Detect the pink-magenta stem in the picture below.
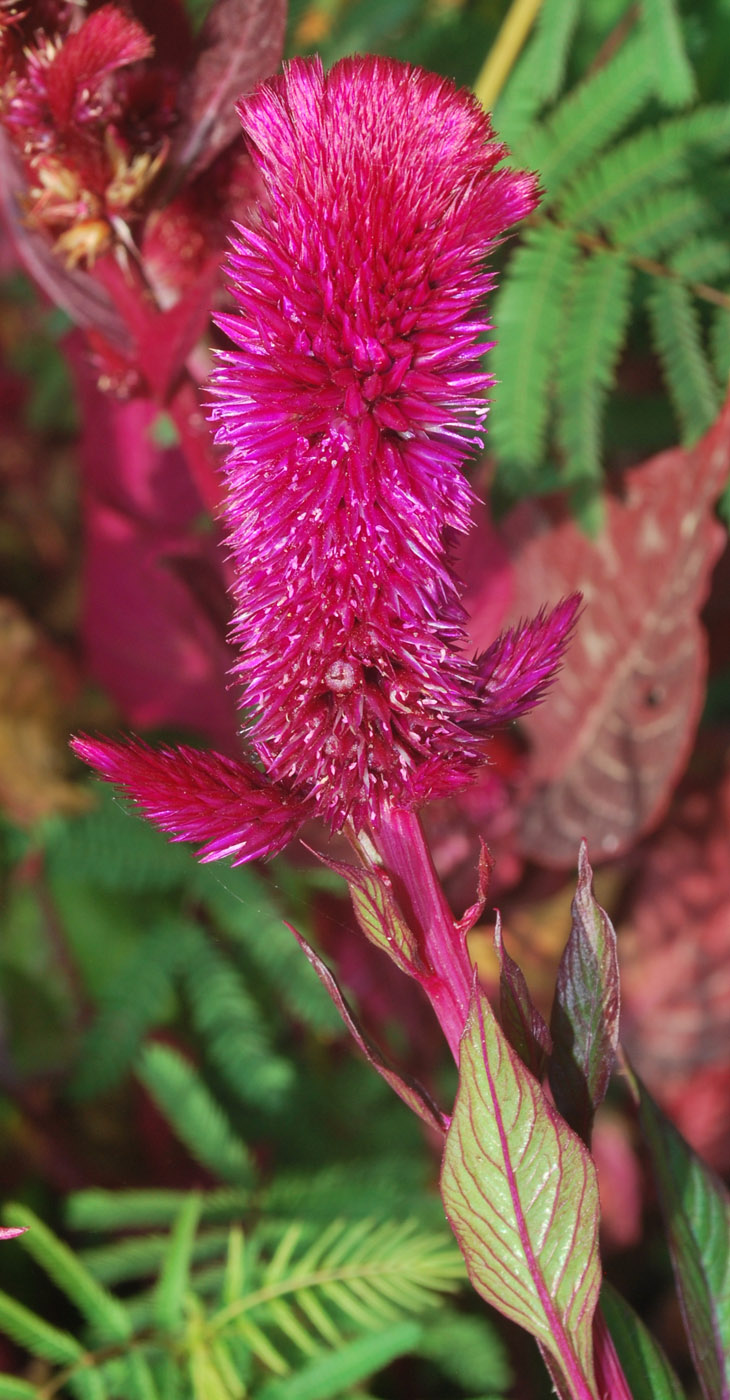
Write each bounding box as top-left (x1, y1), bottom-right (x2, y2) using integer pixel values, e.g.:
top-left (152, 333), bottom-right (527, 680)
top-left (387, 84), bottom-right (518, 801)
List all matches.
top-left (370, 805), bottom-right (472, 1060)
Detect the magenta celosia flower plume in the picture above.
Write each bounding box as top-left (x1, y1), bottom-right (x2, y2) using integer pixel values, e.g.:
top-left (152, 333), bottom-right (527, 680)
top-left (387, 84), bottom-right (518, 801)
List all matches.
top-left (75, 55), bottom-right (579, 861)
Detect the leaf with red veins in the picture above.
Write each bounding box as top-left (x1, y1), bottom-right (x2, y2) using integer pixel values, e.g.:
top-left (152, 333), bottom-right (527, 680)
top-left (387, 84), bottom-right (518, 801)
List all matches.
top-left (472, 593), bottom-right (582, 729)
top-left (310, 850), bottom-right (425, 980)
top-left (441, 978), bottom-right (601, 1398)
top-left (549, 843), bottom-right (620, 1146)
top-left (71, 736), bottom-right (305, 864)
top-left (501, 391), bottom-right (730, 867)
top-left (494, 911), bottom-right (552, 1081)
top-left (42, 5), bottom-right (153, 130)
top-left (167, 0), bottom-right (286, 184)
top-left (287, 923), bottom-right (448, 1137)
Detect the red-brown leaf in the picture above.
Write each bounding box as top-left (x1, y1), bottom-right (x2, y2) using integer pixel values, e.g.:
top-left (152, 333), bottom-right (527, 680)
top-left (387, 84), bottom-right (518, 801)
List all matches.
top-left (169, 0), bottom-right (286, 183)
top-left (500, 394), bottom-right (730, 867)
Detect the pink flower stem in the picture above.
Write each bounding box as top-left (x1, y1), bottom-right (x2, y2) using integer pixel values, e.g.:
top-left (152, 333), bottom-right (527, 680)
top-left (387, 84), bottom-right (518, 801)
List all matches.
top-left (592, 1307), bottom-right (635, 1400)
top-left (370, 805), bottom-right (472, 1061)
top-left (166, 372), bottom-right (223, 516)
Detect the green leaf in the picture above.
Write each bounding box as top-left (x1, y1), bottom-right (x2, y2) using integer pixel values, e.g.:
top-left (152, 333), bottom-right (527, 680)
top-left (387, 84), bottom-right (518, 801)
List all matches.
top-left (630, 1068), bottom-right (730, 1400)
top-left (81, 1227), bottom-right (229, 1287)
top-left (610, 188), bottom-right (713, 258)
top-left (559, 107), bottom-right (730, 228)
top-left (257, 1321), bottom-right (422, 1400)
top-left (490, 225), bottom-right (579, 477)
top-left (67, 1188), bottom-right (251, 1233)
top-left (672, 239), bottom-right (730, 284)
top-left (154, 1194), bottom-right (202, 1332)
top-left (0, 1289), bottom-right (83, 1364)
top-left (122, 1351), bottom-right (162, 1400)
top-left (601, 1281), bottom-right (686, 1400)
top-left (556, 251), bottom-right (633, 490)
top-left (71, 920), bottom-right (190, 1099)
top-left (640, 0), bottom-right (696, 108)
top-left (416, 1309), bottom-right (512, 1394)
top-left (494, 0), bottom-right (581, 146)
top-left (440, 986), bottom-right (601, 1394)
top-left (136, 1044), bottom-right (254, 1186)
top-left (648, 279), bottom-right (721, 442)
top-left (548, 843), bottom-right (620, 1144)
top-left (314, 853), bottom-right (421, 978)
top-left (0, 1378), bottom-right (38, 1399)
top-left (2, 1206), bottom-right (131, 1344)
top-left (519, 32), bottom-right (654, 196)
top-left (711, 306), bottom-right (730, 386)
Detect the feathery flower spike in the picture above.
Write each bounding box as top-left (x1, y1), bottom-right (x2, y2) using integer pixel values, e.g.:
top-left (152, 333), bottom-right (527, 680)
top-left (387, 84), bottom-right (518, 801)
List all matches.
top-left (75, 55), bottom-right (577, 862)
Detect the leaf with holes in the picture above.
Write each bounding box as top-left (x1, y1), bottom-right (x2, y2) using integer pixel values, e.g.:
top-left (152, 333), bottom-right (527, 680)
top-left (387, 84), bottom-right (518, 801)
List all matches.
top-left (500, 390), bottom-right (730, 866)
top-left (548, 843), bottom-right (619, 1145)
top-left (440, 982), bottom-right (601, 1396)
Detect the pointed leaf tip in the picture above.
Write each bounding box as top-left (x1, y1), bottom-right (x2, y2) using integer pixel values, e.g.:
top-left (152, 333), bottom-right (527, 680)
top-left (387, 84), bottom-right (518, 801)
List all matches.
top-left (494, 912), bottom-right (552, 1079)
top-left (441, 982), bottom-right (601, 1394)
top-left (549, 844), bottom-right (620, 1144)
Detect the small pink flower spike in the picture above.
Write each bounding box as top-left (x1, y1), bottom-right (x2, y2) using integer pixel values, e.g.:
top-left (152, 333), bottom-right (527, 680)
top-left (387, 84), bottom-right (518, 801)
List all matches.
top-left (0, 1227), bottom-right (27, 1239)
top-left (71, 737), bottom-right (305, 863)
top-left (471, 593), bottom-right (582, 729)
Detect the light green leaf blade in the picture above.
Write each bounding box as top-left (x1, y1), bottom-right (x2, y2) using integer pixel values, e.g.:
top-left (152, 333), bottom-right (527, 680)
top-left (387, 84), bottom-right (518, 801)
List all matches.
top-left (136, 1043), bottom-right (254, 1186)
top-left (440, 988), bottom-right (601, 1394)
top-left (256, 1321), bottom-right (422, 1400)
top-left (154, 1194), bottom-right (202, 1332)
top-left (631, 1069), bottom-right (730, 1400)
top-left (0, 1378), bottom-right (38, 1399)
top-left (640, 0), bottom-right (695, 108)
top-left (601, 1281), bottom-right (686, 1400)
top-left (2, 1206), bottom-right (131, 1345)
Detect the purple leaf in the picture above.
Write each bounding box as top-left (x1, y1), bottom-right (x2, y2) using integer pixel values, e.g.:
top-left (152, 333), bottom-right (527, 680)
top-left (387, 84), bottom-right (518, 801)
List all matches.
top-left (287, 924), bottom-right (448, 1137)
top-left (168, 0), bottom-right (286, 182)
top-left (549, 843), bottom-right (620, 1145)
top-left (494, 912), bottom-right (552, 1080)
top-left (441, 979), bottom-right (602, 1398)
top-left (626, 1060), bottom-right (730, 1400)
top-left (308, 850), bottom-right (424, 979)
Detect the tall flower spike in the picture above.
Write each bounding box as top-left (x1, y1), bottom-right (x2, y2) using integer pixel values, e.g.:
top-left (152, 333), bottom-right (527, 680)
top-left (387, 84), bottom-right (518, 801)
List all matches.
top-left (209, 55), bottom-right (539, 830)
top-left (76, 57), bottom-right (576, 865)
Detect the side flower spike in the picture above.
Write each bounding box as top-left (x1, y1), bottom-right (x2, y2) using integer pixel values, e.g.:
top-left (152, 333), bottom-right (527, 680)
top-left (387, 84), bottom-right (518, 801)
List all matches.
top-left (471, 593), bottom-right (582, 730)
top-left (70, 737), bottom-right (306, 863)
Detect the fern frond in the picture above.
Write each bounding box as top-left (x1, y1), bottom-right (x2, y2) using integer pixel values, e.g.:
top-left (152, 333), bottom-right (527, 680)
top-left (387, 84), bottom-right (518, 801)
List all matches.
top-left (67, 1188), bottom-right (250, 1233)
top-left (0, 1379), bottom-right (38, 1399)
top-left (2, 1207), bottom-right (131, 1345)
top-left (640, 0), bottom-right (695, 108)
top-left (558, 107), bottom-right (730, 227)
top-left (193, 864), bottom-right (340, 1033)
top-left (255, 1320), bottom-right (423, 1400)
top-left (120, 1351), bottom-right (162, 1400)
top-left (154, 1195), bottom-right (202, 1333)
top-left (416, 1308), bottom-right (512, 1393)
top-left (222, 1227), bottom-right (247, 1307)
top-left (648, 279), bottom-right (721, 441)
top-left (711, 305), bottom-right (730, 384)
top-left (0, 1290), bottom-right (83, 1365)
top-left (45, 785), bottom-right (193, 894)
top-left (136, 1043), bottom-right (254, 1186)
top-left (556, 251), bottom-right (634, 489)
top-left (609, 188), bottom-right (713, 257)
top-left (181, 927), bottom-right (294, 1110)
top-left (71, 920), bottom-right (191, 1100)
top-left (518, 32), bottom-right (654, 195)
top-left (81, 1227), bottom-right (229, 1287)
top-left (493, 0), bottom-right (581, 146)
top-left (671, 239), bottom-right (730, 283)
top-left (489, 225), bottom-right (579, 478)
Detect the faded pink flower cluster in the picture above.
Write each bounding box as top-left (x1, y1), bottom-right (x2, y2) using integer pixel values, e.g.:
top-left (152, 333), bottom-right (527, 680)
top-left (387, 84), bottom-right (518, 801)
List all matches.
top-left (74, 56), bottom-right (578, 861)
